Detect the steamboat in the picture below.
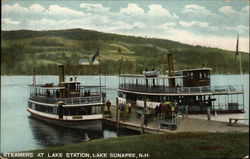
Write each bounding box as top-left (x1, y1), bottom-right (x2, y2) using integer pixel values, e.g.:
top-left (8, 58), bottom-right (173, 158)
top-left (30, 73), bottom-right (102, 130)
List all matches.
top-left (27, 65), bottom-right (105, 130)
top-left (117, 54), bottom-right (245, 114)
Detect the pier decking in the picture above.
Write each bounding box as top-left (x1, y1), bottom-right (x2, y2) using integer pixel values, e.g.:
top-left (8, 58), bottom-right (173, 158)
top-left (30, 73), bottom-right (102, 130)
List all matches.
top-left (103, 106), bottom-right (249, 133)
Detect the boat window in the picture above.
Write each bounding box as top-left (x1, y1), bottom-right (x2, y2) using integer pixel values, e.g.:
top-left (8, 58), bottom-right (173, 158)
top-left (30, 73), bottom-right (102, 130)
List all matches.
top-left (64, 106), bottom-right (92, 116)
top-left (199, 72), bottom-right (203, 79)
top-left (190, 72), bottom-right (194, 79)
top-left (34, 104), bottom-right (54, 114)
top-left (69, 84), bottom-right (76, 90)
top-left (204, 72), bottom-right (209, 79)
top-left (194, 72), bottom-right (197, 79)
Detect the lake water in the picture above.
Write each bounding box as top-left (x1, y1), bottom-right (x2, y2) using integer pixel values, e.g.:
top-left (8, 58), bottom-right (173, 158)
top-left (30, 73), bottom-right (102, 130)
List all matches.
top-left (1, 75), bottom-right (249, 153)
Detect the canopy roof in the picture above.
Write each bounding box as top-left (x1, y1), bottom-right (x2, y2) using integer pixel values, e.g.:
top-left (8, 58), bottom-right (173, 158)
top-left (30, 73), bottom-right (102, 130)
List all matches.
top-left (120, 74), bottom-right (185, 79)
top-left (179, 67), bottom-right (212, 72)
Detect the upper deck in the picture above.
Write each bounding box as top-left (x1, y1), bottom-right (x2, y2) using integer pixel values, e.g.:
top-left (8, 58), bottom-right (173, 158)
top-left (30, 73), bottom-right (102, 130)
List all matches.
top-left (118, 68), bottom-right (243, 95)
top-left (118, 83), bottom-right (243, 95)
top-left (29, 83), bottom-right (104, 105)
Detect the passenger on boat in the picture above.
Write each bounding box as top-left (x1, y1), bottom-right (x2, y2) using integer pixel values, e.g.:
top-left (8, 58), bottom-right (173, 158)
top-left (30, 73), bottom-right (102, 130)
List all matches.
top-left (46, 89), bottom-right (50, 97)
top-left (56, 89), bottom-right (59, 98)
top-left (128, 102), bottom-right (132, 113)
top-left (84, 90), bottom-right (87, 97)
top-left (119, 102), bottom-right (126, 121)
top-left (106, 100), bottom-right (111, 112)
top-left (87, 90), bottom-right (91, 96)
top-left (155, 105), bottom-right (159, 116)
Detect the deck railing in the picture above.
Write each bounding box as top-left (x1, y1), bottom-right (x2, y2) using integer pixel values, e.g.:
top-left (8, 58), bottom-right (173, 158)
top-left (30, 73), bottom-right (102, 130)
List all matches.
top-left (30, 95), bottom-right (102, 105)
top-left (119, 84), bottom-right (243, 94)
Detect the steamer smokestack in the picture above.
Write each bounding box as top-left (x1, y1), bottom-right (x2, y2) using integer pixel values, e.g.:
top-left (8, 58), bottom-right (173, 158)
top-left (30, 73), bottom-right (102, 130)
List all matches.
top-left (58, 64), bottom-right (65, 85)
top-left (167, 53), bottom-right (175, 87)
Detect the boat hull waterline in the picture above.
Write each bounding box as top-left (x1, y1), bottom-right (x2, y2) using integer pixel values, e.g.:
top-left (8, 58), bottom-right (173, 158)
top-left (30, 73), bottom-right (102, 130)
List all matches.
top-left (27, 109), bottom-right (103, 131)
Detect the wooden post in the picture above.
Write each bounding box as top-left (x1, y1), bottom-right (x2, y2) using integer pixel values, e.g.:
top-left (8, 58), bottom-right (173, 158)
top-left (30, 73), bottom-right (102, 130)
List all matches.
top-left (207, 107), bottom-right (211, 120)
top-left (140, 113), bottom-right (145, 134)
top-left (185, 105), bottom-right (189, 118)
top-left (117, 108), bottom-right (120, 128)
top-left (116, 97), bottom-right (120, 128)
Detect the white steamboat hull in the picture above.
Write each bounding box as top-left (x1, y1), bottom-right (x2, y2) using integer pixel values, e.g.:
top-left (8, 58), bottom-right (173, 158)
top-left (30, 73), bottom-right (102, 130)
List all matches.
top-left (27, 109), bottom-right (103, 131)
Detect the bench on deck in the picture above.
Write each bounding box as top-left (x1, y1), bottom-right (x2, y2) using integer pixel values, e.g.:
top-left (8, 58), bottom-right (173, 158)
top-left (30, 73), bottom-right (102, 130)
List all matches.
top-left (229, 118), bottom-right (249, 125)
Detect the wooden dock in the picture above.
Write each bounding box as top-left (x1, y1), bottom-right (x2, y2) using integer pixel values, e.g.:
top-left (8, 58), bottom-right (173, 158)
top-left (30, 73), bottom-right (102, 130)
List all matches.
top-left (103, 106), bottom-right (249, 133)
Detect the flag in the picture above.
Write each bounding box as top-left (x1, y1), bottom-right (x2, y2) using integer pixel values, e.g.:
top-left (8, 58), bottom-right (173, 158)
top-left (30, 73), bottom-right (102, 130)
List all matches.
top-left (92, 48), bottom-right (100, 63)
top-left (235, 34), bottom-right (239, 60)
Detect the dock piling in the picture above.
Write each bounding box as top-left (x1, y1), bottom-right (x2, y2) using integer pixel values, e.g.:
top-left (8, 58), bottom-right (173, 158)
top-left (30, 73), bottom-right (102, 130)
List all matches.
top-left (116, 97), bottom-right (120, 128)
top-left (185, 105), bottom-right (189, 118)
top-left (207, 107), bottom-right (211, 120)
top-left (140, 113), bottom-right (145, 134)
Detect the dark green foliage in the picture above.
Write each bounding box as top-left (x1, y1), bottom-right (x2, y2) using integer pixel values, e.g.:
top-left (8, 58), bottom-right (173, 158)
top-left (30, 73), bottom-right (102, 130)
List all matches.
top-left (1, 29), bottom-right (249, 75)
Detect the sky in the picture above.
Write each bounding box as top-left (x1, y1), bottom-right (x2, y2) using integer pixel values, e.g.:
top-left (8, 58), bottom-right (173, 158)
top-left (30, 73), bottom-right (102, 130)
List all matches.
top-left (1, 0), bottom-right (249, 52)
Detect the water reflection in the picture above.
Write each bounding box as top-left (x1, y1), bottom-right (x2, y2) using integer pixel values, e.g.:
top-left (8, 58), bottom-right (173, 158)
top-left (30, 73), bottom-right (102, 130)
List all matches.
top-left (28, 116), bottom-right (139, 148)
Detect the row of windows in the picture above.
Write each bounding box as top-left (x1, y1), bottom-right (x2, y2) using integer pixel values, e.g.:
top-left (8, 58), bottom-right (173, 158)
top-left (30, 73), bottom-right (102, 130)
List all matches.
top-left (28, 102), bottom-right (101, 116)
top-left (185, 71), bottom-right (209, 80)
top-left (63, 107), bottom-right (92, 116)
top-left (119, 92), bottom-right (212, 105)
top-left (29, 102), bottom-right (55, 114)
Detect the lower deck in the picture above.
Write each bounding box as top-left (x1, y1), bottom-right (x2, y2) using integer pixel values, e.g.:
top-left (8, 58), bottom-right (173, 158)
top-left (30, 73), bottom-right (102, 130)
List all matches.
top-left (118, 90), bottom-right (245, 114)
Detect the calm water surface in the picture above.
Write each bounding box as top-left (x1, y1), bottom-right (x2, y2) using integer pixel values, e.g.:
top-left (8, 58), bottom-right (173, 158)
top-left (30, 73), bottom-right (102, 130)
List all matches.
top-left (1, 75), bottom-right (249, 152)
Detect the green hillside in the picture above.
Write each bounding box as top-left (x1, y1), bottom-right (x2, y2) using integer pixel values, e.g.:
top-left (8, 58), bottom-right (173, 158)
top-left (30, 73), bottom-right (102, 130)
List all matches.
top-left (1, 28), bottom-right (249, 75)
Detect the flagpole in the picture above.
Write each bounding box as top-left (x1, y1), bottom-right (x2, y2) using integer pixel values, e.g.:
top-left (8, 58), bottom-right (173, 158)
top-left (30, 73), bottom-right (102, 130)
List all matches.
top-left (98, 40), bottom-right (102, 103)
top-left (237, 34), bottom-right (243, 85)
top-left (239, 51), bottom-right (243, 85)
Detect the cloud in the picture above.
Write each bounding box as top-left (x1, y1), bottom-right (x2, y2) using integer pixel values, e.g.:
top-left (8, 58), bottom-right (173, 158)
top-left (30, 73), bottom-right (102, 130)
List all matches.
top-left (120, 3), bottom-right (144, 15)
top-left (46, 5), bottom-right (85, 17)
top-left (241, 5), bottom-right (249, 15)
top-left (29, 4), bottom-right (45, 13)
top-left (219, 5), bottom-right (249, 17)
top-left (133, 22), bottom-right (146, 29)
top-left (241, 6), bottom-right (250, 13)
top-left (3, 3), bottom-right (46, 14)
top-left (155, 22), bottom-right (176, 29)
top-left (182, 4), bottom-right (217, 17)
top-left (162, 28), bottom-right (249, 52)
top-left (2, 3), bottom-right (86, 18)
top-left (80, 3), bottom-right (110, 12)
top-left (120, 4), bottom-right (178, 19)
top-left (28, 18), bottom-right (91, 30)
top-left (3, 3), bottom-right (30, 13)
top-left (219, 6), bottom-right (239, 15)
top-left (179, 21), bottom-right (209, 28)
top-left (2, 18), bottom-right (20, 25)
top-left (147, 4), bottom-right (172, 18)
top-left (224, 25), bottom-right (249, 33)
top-left (179, 21), bottom-right (196, 27)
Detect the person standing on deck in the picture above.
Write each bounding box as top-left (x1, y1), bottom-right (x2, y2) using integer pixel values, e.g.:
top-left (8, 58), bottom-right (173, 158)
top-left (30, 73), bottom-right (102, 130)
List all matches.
top-left (56, 89), bottom-right (59, 98)
top-left (106, 100), bottom-right (111, 113)
top-left (128, 102), bottom-right (132, 113)
top-left (46, 89), bottom-right (50, 97)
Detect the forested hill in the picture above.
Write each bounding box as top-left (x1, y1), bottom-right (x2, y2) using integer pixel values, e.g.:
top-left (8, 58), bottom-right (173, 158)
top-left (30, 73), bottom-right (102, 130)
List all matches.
top-left (1, 28), bottom-right (249, 75)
